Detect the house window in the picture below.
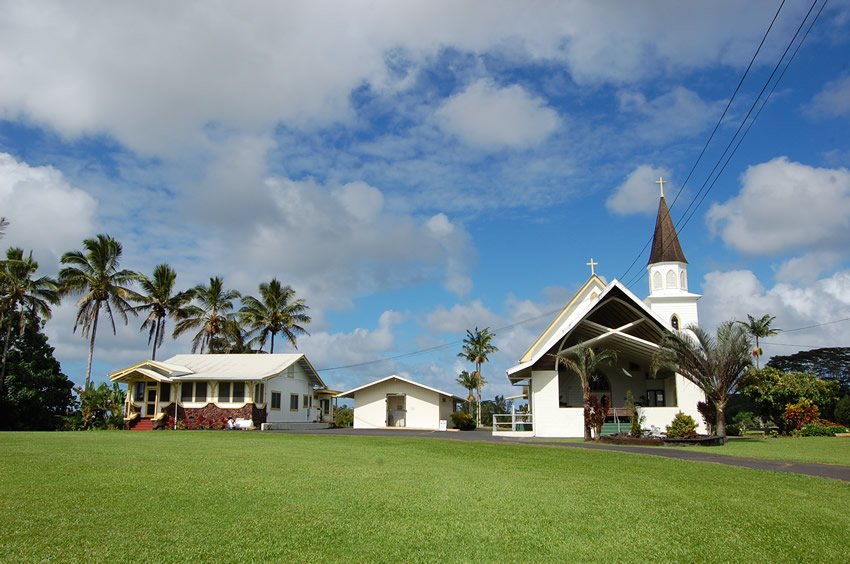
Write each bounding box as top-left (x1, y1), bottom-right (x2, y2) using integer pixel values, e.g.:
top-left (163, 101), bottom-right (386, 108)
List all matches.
top-left (671, 315), bottom-right (680, 330)
top-left (680, 270), bottom-right (687, 290)
top-left (652, 272), bottom-right (662, 290)
top-left (134, 382), bottom-right (145, 402)
top-left (666, 270), bottom-right (677, 288)
top-left (286, 366), bottom-right (295, 379)
top-left (181, 382), bottom-right (207, 403)
top-left (160, 383), bottom-right (171, 402)
top-left (290, 394), bottom-right (299, 411)
top-left (254, 383), bottom-right (265, 404)
top-left (271, 392), bottom-right (281, 410)
top-left (218, 382), bottom-right (246, 403)
top-left (646, 390), bottom-right (665, 407)
top-left (302, 394), bottom-right (309, 408)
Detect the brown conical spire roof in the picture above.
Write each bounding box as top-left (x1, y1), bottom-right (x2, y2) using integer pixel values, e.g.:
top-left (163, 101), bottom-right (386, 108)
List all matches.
top-left (648, 195), bottom-right (687, 264)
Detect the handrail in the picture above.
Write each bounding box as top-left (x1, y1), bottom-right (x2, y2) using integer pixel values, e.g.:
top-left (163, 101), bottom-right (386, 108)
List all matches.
top-left (492, 413), bottom-right (533, 433)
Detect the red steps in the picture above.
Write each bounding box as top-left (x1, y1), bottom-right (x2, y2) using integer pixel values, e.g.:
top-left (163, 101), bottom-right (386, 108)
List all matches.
top-left (131, 418), bottom-right (154, 431)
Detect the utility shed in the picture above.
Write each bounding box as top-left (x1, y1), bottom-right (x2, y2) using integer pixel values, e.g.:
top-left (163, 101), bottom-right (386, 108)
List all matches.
top-left (337, 375), bottom-right (464, 430)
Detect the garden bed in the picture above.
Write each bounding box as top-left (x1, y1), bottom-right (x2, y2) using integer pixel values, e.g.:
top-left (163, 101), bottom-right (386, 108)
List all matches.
top-left (599, 434), bottom-right (663, 446)
top-left (663, 435), bottom-right (725, 447)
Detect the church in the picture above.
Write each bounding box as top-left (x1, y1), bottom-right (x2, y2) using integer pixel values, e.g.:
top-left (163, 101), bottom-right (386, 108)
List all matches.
top-left (498, 180), bottom-right (706, 438)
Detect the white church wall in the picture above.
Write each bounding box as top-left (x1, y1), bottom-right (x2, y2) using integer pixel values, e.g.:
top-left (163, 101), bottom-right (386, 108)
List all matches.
top-left (531, 369), bottom-right (584, 437)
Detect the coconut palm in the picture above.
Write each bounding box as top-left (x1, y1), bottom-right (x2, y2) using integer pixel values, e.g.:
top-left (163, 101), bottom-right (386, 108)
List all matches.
top-left (0, 248), bottom-right (60, 392)
top-left (554, 343), bottom-right (618, 440)
top-left (653, 321), bottom-right (752, 440)
top-left (132, 264), bottom-right (194, 360)
top-left (173, 276), bottom-right (241, 353)
top-left (456, 369), bottom-right (477, 411)
top-left (240, 278), bottom-right (311, 353)
top-left (458, 327), bottom-right (498, 426)
top-left (59, 235), bottom-right (141, 389)
top-left (736, 314), bottom-right (780, 369)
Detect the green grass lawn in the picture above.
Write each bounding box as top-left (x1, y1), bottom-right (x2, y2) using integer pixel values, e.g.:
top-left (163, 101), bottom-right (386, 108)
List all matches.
top-left (1, 432), bottom-right (848, 562)
top-left (678, 436), bottom-right (850, 466)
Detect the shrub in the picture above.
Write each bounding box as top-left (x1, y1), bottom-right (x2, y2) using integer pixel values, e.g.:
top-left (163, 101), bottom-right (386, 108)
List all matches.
top-left (451, 411), bottom-right (476, 431)
top-left (783, 399), bottom-right (819, 431)
top-left (625, 391), bottom-right (643, 438)
top-left (333, 406), bottom-right (353, 428)
top-left (835, 396), bottom-right (850, 426)
top-left (666, 411), bottom-right (698, 439)
top-left (726, 424), bottom-right (741, 437)
top-left (732, 411), bottom-right (758, 433)
top-left (797, 419), bottom-right (849, 437)
top-left (696, 401), bottom-right (716, 435)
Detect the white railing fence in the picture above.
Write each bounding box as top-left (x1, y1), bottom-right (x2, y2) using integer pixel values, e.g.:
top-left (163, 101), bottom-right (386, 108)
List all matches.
top-left (492, 413), bottom-right (533, 433)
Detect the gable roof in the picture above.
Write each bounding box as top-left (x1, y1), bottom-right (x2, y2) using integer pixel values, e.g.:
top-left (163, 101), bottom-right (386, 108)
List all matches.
top-left (648, 196), bottom-right (687, 264)
top-left (507, 278), bottom-right (670, 382)
top-left (336, 375), bottom-right (464, 402)
top-left (109, 353), bottom-right (326, 388)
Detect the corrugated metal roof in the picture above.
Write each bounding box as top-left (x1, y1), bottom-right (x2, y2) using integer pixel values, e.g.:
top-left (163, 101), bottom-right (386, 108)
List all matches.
top-left (162, 354), bottom-right (306, 381)
top-left (337, 374), bottom-right (465, 402)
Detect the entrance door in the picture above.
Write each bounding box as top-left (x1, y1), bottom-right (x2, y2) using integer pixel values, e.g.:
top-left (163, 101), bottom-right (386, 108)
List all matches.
top-left (386, 394), bottom-right (406, 427)
top-left (145, 382), bottom-right (158, 417)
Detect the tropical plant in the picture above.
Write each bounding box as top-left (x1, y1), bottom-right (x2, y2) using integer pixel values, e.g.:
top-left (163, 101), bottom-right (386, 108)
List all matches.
top-left (783, 398), bottom-right (819, 431)
top-left (0, 247), bottom-right (60, 393)
top-left (450, 410), bottom-right (476, 431)
top-left (132, 264), bottom-right (194, 360)
top-left (739, 367), bottom-right (840, 432)
top-left (458, 327), bottom-right (498, 426)
top-left (76, 382), bottom-right (126, 430)
top-left (736, 314), bottom-right (779, 369)
top-left (173, 277), bottom-right (241, 353)
top-left (59, 234), bottom-right (141, 388)
top-left (553, 343), bottom-right (618, 440)
top-left (207, 318), bottom-right (256, 354)
top-left (333, 405), bottom-right (353, 428)
top-left (653, 321), bottom-right (752, 440)
top-left (456, 369), bottom-right (477, 410)
top-left (240, 278), bottom-right (311, 353)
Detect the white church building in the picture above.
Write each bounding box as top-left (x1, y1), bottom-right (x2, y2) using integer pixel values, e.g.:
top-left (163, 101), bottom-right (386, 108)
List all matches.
top-left (498, 183), bottom-right (706, 438)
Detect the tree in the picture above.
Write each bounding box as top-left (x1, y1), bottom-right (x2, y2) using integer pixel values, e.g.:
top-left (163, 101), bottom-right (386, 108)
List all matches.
top-left (240, 278), bottom-right (311, 353)
top-left (76, 381), bottom-right (125, 429)
top-left (0, 314), bottom-right (75, 430)
top-left (480, 394), bottom-right (512, 426)
top-left (458, 327), bottom-right (498, 426)
top-left (132, 264), bottom-right (194, 360)
top-left (554, 343), bottom-right (618, 440)
top-left (766, 347), bottom-right (850, 393)
top-left (208, 318), bottom-right (256, 354)
top-left (736, 314), bottom-right (779, 369)
top-left (173, 276), bottom-right (241, 353)
top-left (456, 369), bottom-right (477, 412)
top-left (739, 367), bottom-right (840, 432)
top-left (653, 321), bottom-right (752, 440)
top-left (60, 234), bottom-right (141, 389)
top-left (0, 247), bottom-right (60, 394)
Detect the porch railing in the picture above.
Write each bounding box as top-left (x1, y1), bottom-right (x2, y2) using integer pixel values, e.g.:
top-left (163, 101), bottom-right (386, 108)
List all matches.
top-left (492, 413), bottom-right (533, 434)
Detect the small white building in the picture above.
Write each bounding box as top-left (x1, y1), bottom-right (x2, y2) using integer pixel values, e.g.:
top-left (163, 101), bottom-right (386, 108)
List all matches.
top-left (337, 375), bottom-right (464, 430)
top-left (498, 187), bottom-right (707, 438)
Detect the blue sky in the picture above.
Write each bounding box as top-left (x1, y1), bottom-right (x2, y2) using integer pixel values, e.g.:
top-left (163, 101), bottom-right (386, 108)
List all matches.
top-left (1, 1), bottom-right (850, 398)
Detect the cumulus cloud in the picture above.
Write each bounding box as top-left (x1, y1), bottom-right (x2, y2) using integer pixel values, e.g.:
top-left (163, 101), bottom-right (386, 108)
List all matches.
top-left (434, 80), bottom-right (561, 149)
top-left (0, 152), bottom-right (96, 267)
top-left (607, 164), bottom-right (673, 216)
top-left (699, 269), bottom-right (850, 362)
top-left (617, 87), bottom-right (724, 142)
top-left (805, 74), bottom-right (850, 119)
top-left (707, 157), bottom-right (850, 255)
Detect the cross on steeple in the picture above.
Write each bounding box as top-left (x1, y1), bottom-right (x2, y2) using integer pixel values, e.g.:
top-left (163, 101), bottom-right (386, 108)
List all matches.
top-left (586, 258), bottom-right (598, 276)
top-left (656, 177), bottom-right (667, 198)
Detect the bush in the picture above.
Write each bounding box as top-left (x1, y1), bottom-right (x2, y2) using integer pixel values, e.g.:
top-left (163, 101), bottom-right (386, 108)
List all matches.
top-left (797, 419), bottom-right (849, 437)
top-left (333, 406), bottom-right (353, 428)
top-left (732, 411), bottom-right (758, 433)
top-left (696, 401), bottom-right (716, 435)
top-left (784, 399), bottom-right (819, 431)
top-left (666, 411), bottom-right (697, 439)
top-left (726, 424), bottom-right (741, 437)
top-left (451, 411), bottom-right (476, 431)
top-left (835, 396), bottom-right (850, 426)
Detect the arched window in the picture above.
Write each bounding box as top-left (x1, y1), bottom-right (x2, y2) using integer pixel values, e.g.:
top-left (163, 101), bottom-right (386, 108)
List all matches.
top-left (671, 315), bottom-right (680, 330)
top-left (680, 270), bottom-right (687, 290)
top-left (666, 270), bottom-right (677, 288)
top-left (652, 272), bottom-right (662, 290)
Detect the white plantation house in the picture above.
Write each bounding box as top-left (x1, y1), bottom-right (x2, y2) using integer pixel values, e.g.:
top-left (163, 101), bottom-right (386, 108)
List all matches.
top-left (497, 183), bottom-right (706, 438)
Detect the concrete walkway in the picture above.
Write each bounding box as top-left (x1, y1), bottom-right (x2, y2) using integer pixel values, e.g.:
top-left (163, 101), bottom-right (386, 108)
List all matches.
top-left (270, 427), bottom-right (850, 482)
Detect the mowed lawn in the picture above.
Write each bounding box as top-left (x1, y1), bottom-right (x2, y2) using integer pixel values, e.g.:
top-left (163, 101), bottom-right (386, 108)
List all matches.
top-left (1, 432), bottom-right (848, 562)
top-left (669, 436), bottom-right (850, 466)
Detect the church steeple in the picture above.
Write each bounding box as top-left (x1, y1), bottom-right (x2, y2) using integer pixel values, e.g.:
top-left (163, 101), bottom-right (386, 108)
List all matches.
top-left (645, 177), bottom-right (700, 330)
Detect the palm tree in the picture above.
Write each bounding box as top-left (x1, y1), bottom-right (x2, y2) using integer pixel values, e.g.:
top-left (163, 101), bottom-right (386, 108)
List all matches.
top-left (554, 343), bottom-right (618, 440)
top-left (456, 369), bottom-right (477, 411)
top-left (240, 278), bottom-right (311, 353)
top-left (736, 314), bottom-right (780, 369)
top-left (653, 321), bottom-right (752, 440)
top-left (132, 264), bottom-right (194, 360)
top-left (173, 277), bottom-right (241, 353)
top-left (0, 248), bottom-right (60, 393)
top-left (59, 235), bottom-right (141, 389)
top-left (458, 327), bottom-right (498, 426)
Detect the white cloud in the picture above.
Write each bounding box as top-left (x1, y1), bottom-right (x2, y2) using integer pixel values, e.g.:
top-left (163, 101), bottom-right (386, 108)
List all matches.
top-left (607, 164), bottom-right (672, 216)
top-left (434, 80), bottom-right (561, 149)
top-left (708, 157), bottom-right (850, 255)
top-left (699, 269), bottom-right (850, 362)
top-left (617, 87), bottom-right (724, 142)
top-left (805, 74), bottom-right (850, 119)
top-left (426, 299), bottom-right (503, 334)
top-left (0, 152), bottom-right (96, 267)
top-left (774, 251), bottom-right (843, 285)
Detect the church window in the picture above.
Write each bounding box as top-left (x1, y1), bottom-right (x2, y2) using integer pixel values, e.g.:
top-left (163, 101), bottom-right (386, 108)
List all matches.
top-left (671, 315), bottom-right (680, 330)
top-left (665, 270), bottom-right (676, 288)
top-left (680, 270), bottom-right (687, 290)
top-left (652, 272), bottom-right (662, 290)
